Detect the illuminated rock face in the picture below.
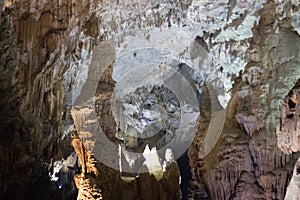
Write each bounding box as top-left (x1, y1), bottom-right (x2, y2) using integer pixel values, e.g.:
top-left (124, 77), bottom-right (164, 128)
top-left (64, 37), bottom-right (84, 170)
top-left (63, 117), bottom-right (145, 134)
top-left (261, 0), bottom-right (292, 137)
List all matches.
top-left (277, 81), bottom-right (300, 154)
top-left (2, 0), bottom-right (300, 199)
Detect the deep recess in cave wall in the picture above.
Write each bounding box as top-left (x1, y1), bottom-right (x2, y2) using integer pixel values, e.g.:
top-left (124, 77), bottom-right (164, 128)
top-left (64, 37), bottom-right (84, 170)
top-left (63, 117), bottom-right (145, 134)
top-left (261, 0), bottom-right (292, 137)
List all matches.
top-left (1, 0), bottom-right (300, 200)
top-left (277, 79), bottom-right (300, 199)
top-left (277, 79), bottom-right (300, 155)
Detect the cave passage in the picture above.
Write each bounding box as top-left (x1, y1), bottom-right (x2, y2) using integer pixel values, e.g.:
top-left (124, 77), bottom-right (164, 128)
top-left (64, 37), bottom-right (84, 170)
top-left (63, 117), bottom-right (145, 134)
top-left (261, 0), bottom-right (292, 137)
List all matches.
top-left (177, 151), bottom-right (192, 200)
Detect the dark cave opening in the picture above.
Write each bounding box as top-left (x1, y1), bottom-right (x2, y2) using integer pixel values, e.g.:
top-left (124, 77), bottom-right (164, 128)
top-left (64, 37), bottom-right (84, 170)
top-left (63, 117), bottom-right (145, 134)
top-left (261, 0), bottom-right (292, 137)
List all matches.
top-left (288, 99), bottom-right (296, 109)
top-left (177, 151), bottom-right (192, 200)
top-left (24, 168), bottom-right (78, 200)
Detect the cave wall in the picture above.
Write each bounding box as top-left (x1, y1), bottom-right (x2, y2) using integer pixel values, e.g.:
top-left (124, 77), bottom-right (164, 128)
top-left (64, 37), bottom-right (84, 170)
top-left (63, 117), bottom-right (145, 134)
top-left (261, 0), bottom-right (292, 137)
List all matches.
top-left (1, 0), bottom-right (300, 200)
top-left (188, 1), bottom-right (300, 199)
top-left (70, 43), bottom-right (182, 199)
top-left (0, 3), bottom-right (75, 199)
top-left (0, 0), bottom-right (192, 199)
top-left (72, 129), bottom-right (181, 200)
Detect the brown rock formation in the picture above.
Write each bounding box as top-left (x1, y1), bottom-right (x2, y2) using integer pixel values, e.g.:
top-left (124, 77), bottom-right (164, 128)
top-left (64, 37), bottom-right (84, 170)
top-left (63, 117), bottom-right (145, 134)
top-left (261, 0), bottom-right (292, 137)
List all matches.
top-left (277, 80), bottom-right (300, 154)
top-left (2, 0), bottom-right (300, 200)
top-left (188, 1), bottom-right (300, 199)
top-left (70, 40), bottom-right (182, 200)
top-left (285, 157), bottom-right (300, 200)
top-left (71, 128), bottom-right (181, 200)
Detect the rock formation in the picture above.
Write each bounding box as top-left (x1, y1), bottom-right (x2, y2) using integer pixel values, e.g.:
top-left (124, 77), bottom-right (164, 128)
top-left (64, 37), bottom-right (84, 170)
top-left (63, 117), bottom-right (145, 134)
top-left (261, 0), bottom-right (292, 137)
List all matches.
top-left (1, 0), bottom-right (300, 200)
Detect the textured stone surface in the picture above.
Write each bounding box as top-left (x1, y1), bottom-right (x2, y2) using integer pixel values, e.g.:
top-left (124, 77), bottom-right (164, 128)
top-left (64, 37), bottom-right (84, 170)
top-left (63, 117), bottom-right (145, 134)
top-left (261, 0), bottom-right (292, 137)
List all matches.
top-left (72, 129), bottom-right (181, 200)
top-left (70, 41), bottom-right (182, 199)
top-left (2, 0), bottom-right (300, 199)
top-left (286, 157), bottom-right (300, 200)
top-left (188, 1), bottom-right (300, 199)
top-left (277, 80), bottom-right (300, 154)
